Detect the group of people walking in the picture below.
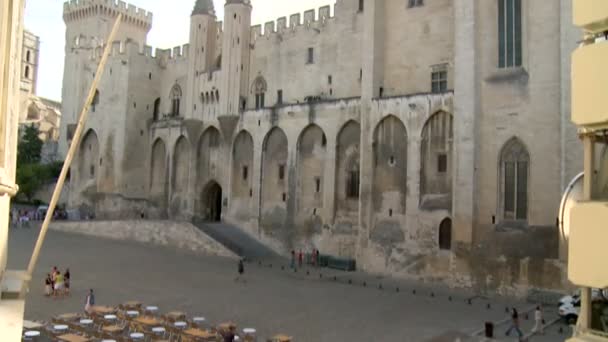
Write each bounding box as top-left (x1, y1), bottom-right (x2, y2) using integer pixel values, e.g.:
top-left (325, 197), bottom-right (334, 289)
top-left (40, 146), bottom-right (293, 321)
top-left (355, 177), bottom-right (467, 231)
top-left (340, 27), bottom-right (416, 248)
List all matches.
top-left (290, 249), bottom-right (320, 269)
top-left (45, 266), bottom-right (71, 298)
top-left (504, 306), bottom-right (545, 341)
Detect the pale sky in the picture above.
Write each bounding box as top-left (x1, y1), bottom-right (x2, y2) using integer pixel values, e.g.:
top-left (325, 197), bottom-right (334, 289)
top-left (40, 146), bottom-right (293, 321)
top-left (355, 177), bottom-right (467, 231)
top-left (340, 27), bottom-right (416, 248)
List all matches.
top-left (24, 0), bottom-right (334, 102)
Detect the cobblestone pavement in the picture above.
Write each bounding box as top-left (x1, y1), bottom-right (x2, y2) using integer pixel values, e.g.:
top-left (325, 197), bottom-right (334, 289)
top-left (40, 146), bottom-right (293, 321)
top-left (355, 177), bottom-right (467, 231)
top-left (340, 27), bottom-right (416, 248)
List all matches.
top-left (7, 225), bottom-right (571, 342)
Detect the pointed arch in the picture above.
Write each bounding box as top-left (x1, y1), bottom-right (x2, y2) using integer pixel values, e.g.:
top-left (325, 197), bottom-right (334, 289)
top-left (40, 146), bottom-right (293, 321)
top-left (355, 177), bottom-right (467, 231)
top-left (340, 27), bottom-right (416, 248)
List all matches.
top-left (196, 126), bottom-right (222, 192)
top-left (172, 136), bottom-right (191, 195)
top-left (499, 137), bottom-right (530, 221)
top-left (262, 127), bottom-right (288, 204)
top-left (336, 120), bottom-right (361, 214)
top-left (372, 115), bottom-right (408, 215)
top-left (420, 111), bottom-right (453, 210)
top-left (232, 130), bottom-right (254, 203)
top-left (150, 138), bottom-right (168, 208)
top-left (78, 129), bottom-right (100, 187)
top-left (297, 124), bottom-right (327, 211)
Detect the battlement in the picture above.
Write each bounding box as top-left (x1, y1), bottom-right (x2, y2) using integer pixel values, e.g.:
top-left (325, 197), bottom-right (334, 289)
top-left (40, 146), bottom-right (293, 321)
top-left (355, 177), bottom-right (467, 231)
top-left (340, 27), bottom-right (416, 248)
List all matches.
top-left (63, 0), bottom-right (153, 28)
top-left (250, 4), bottom-right (334, 41)
top-left (85, 39), bottom-right (190, 65)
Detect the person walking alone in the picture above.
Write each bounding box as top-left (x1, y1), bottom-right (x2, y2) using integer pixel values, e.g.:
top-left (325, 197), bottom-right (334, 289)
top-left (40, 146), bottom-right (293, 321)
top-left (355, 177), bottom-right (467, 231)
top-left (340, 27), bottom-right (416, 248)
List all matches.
top-left (532, 305), bottom-right (544, 335)
top-left (505, 308), bottom-right (524, 340)
top-left (84, 289), bottom-right (95, 314)
top-left (298, 250), bottom-right (303, 268)
top-left (235, 259), bottom-right (245, 283)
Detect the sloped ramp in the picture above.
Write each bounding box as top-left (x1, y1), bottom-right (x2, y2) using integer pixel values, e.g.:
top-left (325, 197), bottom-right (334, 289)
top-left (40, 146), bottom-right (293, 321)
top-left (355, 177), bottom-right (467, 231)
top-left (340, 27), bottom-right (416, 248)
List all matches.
top-left (192, 220), bottom-right (278, 260)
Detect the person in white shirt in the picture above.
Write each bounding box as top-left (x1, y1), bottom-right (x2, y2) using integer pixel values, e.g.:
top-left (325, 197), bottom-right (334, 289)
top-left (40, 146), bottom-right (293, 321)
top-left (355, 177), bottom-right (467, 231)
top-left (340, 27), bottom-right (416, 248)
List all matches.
top-left (532, 305), bottom-right (544, 334)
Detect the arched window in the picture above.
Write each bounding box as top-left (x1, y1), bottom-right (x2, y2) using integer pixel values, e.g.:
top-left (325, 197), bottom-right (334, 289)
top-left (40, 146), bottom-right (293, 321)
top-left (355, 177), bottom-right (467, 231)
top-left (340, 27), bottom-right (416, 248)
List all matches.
top-left (439, 218), bottom-right (452, 250)
top-left (25, 66), bottom-right (30, 79)
top-left (500, 137), bottom-right (529, 221)
top-left (171, 85), bottom-right (182, 116)
top-left (252, 76), bottom-right (267, 109)
top-left (153, 98), bottom-right (161, 121)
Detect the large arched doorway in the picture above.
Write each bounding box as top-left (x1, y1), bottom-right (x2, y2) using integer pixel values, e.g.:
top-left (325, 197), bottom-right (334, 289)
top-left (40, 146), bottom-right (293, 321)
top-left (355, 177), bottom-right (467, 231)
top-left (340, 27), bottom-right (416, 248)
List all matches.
top-left (202, 181), bottom-right (222, 222)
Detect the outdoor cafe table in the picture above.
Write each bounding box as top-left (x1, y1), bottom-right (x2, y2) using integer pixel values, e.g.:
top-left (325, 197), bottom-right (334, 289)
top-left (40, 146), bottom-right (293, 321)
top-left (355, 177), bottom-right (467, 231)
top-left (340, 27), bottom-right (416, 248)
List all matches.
top-left (134, 316), bottom-right (161, 326)
top-left (57, 333), bottom-right (91, 342)
top-left (166, 311), bottom-right (186, 320)
top-left (56, 313), bottom-right (80, 321)
top-left (91, 306), bottom-right (115, 314)
top-left (102, 325), bottom-right (124, 334)
top-left (123, 301), bottom-right (142, 308)
top-left (183, 328), bottom-right (219, 339)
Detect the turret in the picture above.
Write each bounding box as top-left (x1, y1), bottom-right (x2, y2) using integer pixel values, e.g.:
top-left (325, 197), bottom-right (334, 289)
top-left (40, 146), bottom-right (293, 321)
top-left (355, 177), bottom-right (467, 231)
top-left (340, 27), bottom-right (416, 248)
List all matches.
top-left (219, 0), bottom-right (252, 118)
top-left (186, 0), bottom-right (218, 118)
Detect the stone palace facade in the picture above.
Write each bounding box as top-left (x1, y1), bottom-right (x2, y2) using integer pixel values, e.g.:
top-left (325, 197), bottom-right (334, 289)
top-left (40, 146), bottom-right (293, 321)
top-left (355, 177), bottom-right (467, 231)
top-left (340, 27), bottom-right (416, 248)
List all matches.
top-left (59, 0), bottom-right (583, 295)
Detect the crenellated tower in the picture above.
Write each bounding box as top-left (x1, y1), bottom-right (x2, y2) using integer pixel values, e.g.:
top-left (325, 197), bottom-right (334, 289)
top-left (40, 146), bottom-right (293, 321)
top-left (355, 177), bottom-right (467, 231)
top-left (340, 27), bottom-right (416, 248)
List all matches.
top-left (186, 0), bottom-right (218, 119)
top-left (219, 0), bottom-right (252, 118)
top-left (59, 0), bottom-right (153, 158)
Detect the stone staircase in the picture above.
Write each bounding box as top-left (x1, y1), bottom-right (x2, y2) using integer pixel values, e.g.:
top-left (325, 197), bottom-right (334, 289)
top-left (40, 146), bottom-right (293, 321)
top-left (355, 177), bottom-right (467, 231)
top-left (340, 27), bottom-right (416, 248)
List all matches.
top-left (191, 220), bottom-right (279, 260)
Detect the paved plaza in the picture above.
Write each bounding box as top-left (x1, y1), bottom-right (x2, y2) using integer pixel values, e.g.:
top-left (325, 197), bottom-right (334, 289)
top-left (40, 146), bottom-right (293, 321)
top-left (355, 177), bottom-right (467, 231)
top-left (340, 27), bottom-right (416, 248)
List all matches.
top-left (8, 225), bottom-right (570, 341)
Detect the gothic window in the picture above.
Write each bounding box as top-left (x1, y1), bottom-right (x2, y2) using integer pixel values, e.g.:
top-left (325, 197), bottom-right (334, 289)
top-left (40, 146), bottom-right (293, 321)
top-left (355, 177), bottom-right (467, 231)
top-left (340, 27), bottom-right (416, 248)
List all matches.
top-left (408, 0), bottom-right (424, 8)
top-left (498, 0), bottom-right (522, 68)
top-left (346, 165), bottom-right (360, 199)
top-left (439, 218), bottom-right (452, 250)
top-left (252, 76), bottom-right (267, 109)
top-left (500, 138), bottom-right (529, 221)
top-left (171, 84), bottom-right (182, 116)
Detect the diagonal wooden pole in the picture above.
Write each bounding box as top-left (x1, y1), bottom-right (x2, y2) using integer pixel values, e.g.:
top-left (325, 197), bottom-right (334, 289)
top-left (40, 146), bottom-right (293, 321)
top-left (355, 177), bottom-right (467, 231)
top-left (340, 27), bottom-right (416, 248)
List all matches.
top-left (26, 14), bottom-right (122, 279)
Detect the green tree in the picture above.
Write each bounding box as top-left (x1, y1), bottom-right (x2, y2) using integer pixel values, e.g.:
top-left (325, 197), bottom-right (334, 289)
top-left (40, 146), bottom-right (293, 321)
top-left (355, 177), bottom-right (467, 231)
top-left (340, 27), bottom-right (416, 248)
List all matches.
top-left (18, 124), bottom-right (43, 165)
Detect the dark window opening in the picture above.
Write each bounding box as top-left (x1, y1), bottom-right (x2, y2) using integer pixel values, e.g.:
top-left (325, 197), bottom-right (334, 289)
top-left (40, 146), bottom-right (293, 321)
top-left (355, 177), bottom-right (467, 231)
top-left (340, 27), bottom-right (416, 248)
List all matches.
top-left (389, 209), bottom-right (393, 217)
top-left (249, 189), bottom-right (253, 197)
top-left (431, 69), bottom-right (448, 93)
top-left (315, 178), bottom-right (321, 193)
top-left (255, 93), bottom-right (265, 109)
top-left (133, 102), bottom-right (137, 108)
top-left (437, 153), bottom-right (447, 173)
top-left (90, 165), bottom-right (95, 177)
top-left (307, 47), bottom-right (314, 64)
top-left (99, 158), bottom-right (103, 166)
top-left (379, 87), bottom-right (384, 98)
top-left (153, 98), bottom-right (161, 121)
top-left (498, 0), bottom-right (522, 68)
top-left (282, 193), bottom-right (286, 202)
top-left (389, 156), bottom-right (396, 166)
top-left (321, 134), bottom-right (327, 147)
top-left (241, 98), bottom-right (247, 110)
top-left (329, 88), bottom-right (333, 96)
top-left (346, 169), bottom-right (360, 198)
top-left (359, 69), bottom-right (363, 81)
top-left (242, 166), bottom-right (248, 180)
top-left (278, 164), bottom-right (285, 180)
top-left (439, 218), bottom-right (452, 250)
top-left (277, 90), bottom-right (283, 104)
top-left (408, 0), bottom-right (424, 8)
top-left (359, 0), bottom-right (364, 12)
top-left (328, 75), bottom-right (332, 84)
top-left (26, 50), bottom-right (31, 62)
top-left (92, 89), bottom-right (100, 112)
top-left (25, 66), bottom-right (30, 79)
top-left (148, 72), bottom-right (152, 80)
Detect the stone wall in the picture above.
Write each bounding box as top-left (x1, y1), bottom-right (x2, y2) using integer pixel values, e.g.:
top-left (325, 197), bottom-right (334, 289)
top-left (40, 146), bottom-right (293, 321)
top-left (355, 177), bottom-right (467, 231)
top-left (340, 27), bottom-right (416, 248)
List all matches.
top-left (49, 220), bottom-right (237, 259)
